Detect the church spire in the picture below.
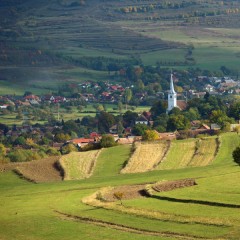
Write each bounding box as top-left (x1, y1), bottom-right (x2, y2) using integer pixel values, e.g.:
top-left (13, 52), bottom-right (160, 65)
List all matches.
top-left (170, 73), bottom-right (176, 94)
top-left (167, 72), bottom-right (177, 112)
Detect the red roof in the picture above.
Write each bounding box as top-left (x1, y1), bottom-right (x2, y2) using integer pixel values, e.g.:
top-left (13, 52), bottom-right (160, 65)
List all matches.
top-left (24, 95), bottom-right (39, 100)
top-left (71, 138), bottom-right (94, 144)
top-left (90, 132), bottom-right (100, 138)
top-left (177, 100), bottom-right (187, 110)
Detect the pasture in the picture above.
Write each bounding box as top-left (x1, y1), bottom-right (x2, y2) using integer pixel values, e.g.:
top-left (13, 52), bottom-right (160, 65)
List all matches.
top-left (120, 23), bottom-right (240, 70)
top-left (0, 133), bottom-right (240, 239)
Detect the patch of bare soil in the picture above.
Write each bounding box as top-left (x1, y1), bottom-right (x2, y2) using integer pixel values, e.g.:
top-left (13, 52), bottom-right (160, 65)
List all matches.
top-left (103, 184), bottom-right (148, 201)
top-left (1, 156), bottom-right (62, 183)
top-left (103, 179), bottom-right (196, 202)
top-left (152, 179), bottom-right (197, 192)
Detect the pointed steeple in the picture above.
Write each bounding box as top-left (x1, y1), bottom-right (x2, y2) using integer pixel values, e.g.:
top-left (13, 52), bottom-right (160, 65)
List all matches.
top-left (170, 73), bottom-right (176, 94)
top-left (167, 72), bottom-right (177, 112)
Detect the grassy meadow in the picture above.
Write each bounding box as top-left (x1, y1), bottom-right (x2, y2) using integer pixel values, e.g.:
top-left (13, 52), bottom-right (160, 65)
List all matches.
top-left (117, 23), bottom-right (240, 70)
top-left (1, 133), bottom-right (240, 239)
top-left (0, 104), bottom-right (151, 126)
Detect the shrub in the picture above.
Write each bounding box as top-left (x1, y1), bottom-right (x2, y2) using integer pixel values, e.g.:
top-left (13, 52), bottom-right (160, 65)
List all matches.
top-left (61, 143), bottom-right (78, 154)
top-left (46, 147), bottom-right (61, 156)
top-left (232, 146), bottom-right (240, 165)
top-left (100, 135), bottom-right (116, 148)
top-left (81, 142), bottom-right (101, 151)
top-left (142, 130), bottom-right (159, 141)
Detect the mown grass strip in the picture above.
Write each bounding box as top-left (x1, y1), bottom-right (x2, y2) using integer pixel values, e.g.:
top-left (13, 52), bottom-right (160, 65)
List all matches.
top-left (214, 133), bottom-right (240, 164)
top-left (56, 210), bottom-right (214, 240)
top-left (188, 137), bottom-right (218, 167)
top-left (158, 139), bottom-right (196, 170)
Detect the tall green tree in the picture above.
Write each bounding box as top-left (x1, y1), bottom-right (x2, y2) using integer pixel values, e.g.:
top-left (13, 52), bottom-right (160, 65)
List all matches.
top-left (150, 100), bottom-right (167, 119)
top-left (233, 147), bottom-right (240, 165)
top-left (97, 112), bottom-right (115, 133)
top-left (124, 88), bottom-right (132, 110)
top-left (167, 114), bottom-right (190, 131)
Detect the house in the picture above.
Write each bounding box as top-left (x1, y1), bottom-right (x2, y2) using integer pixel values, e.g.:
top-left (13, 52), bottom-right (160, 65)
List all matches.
top-left (198, 124), bottom-right (210, 130)
top-left (109, 125), bottom-right (118, 134)
top-left (53, 96), bottom-right (66, 103)
top-left (205, 84), bottom-right (214, 92)
top-left (230, 123), bottom-right (240, 132)
top-left (70, 138), bottom-right (95, 148)
top-left (116, 137), bottom-right (135, 145)
top-left (0, 104), bottom-right (9, 109)
top-left (159, 132), bottom-right (176, 140)
top-left (176, 100), bottom-right (187, 111)
top-left (210, 123), bottom-right (221, 130)
top-left (24, 95), bottom-right (40, 102)
top-left (90, 132), bottom-right (100, 139)
top-left (135, 115), bottom-right (148, 125)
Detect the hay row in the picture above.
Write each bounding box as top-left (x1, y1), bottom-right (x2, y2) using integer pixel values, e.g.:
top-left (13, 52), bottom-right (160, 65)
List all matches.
top-left (188, 138), bottom-right (218, 167)
top-left (121, 141), bottom-right (169, 174)
top-left (58, 150), bottom-right (101, 180)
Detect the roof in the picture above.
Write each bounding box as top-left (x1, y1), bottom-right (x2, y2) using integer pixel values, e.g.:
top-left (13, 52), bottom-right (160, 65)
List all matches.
top-left (136, 115), bottom-right (148, 122)
top-left (199, 124), bottom-right (210, 130)
top-left (71, 138), bottom-right (94, 144)
top-left (117, 138), bottom-right (134, 144)
top-left (109, 124), bottom-right (117, 130)
top-left (177, 100), bottom-right (187, 110)
top-left (90, 132), bottom-right (100, 138)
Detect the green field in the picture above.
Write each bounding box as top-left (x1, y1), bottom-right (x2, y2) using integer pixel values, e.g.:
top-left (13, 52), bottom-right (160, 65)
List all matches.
top-left (0, 104), bottom-right (151, 126)
top-left (1, 133), bottom-right (240, 239)
top-left (128, 25), bottom-right (240, 70)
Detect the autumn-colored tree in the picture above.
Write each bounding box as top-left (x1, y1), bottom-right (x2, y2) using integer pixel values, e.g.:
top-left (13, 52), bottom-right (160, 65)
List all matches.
top-left (142, 130), bottom-right (159, 141)
top-left (113, 192), bottom-right (124, 205)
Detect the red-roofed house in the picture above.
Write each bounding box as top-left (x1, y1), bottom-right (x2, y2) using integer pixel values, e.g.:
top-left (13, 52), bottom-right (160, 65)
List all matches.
top-left (24, 95), bottom-right (40, 102)
top-left (70, 138), bottom-right (95, 147)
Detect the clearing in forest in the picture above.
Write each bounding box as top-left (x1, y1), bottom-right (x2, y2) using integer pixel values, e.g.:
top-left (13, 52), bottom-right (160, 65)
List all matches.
top-left (121, 141), bottom-right (170, 174)
top-left (157, 139), bottom-right (196, 170)
top-left (59, 150), bottom-right (101, 180)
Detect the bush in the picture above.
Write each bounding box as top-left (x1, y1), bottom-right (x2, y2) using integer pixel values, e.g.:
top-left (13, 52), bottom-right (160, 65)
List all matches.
top-left (61, 143), bottom-right (78, 154)
top-left (81, 142), bottom-right (101, 151)
top-left (100, 135), bottom-right (116, 148)
top-left (7, 149), bottom-right (45, 162)
top-left (232, 146), bottom-right (240, 165)
top-left (46, 147), bottom-right (61, 156)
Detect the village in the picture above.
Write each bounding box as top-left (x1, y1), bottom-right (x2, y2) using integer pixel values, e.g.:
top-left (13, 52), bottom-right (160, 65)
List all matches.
top-left (0, 73), bottom-right (239, 162)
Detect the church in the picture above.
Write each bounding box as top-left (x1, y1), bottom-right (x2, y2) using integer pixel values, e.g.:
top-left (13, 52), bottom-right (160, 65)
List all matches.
top-left (167, 73), bottom-right (187, 113)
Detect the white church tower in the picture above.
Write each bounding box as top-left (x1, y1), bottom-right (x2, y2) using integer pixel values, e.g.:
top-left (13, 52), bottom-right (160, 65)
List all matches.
top-left (167, 73), bottom-right (177, 112)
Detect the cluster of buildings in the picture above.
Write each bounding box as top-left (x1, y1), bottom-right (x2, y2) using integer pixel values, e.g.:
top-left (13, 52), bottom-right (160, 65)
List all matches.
top-left (194, 76), bottom-right (240, 95)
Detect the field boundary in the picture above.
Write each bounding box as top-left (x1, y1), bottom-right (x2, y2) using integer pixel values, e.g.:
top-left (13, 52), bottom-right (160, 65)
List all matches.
top-left (55, 210), bottom-right (213, 240)
top-left (153, 140), bottom-right (171, 169)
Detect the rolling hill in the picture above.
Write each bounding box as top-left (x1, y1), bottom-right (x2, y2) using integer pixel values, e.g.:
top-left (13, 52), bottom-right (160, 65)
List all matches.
top-left (0, 133), bottom-right (240, 239)
top-left (1, 0), bottom-right (240, 93)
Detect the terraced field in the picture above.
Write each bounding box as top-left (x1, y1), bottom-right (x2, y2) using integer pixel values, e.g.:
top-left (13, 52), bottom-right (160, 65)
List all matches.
top-left (0, 133), bottom-right (240, 240)
top-left (188, 137), bottom-right (218, 167)
top-left (158, 139), bottom-right (197, 170)
top-left (126, 137), bottom-right (219, 172)
top-left (58, 150), bottom-right (101, 180)
top-left (121, 141), bottom-right (170, 174)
